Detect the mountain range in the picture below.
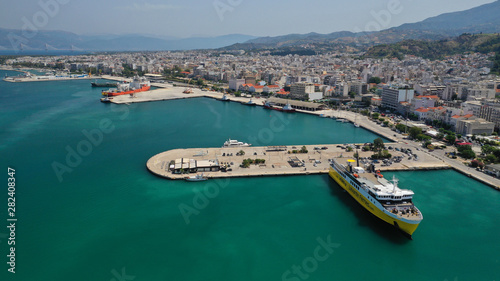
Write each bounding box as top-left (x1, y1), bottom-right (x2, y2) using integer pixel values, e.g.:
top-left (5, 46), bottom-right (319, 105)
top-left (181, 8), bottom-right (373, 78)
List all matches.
top-left (0, 30), bottom-right (257, 52)
top-left (223, 0), bottom-right (500, 50)
top-left (1, 1), bottom-right (500, 52)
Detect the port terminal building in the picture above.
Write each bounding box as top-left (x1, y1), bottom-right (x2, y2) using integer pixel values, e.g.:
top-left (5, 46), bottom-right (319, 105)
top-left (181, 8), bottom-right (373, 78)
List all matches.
top-left (171, 158), bottom-right (220, 174)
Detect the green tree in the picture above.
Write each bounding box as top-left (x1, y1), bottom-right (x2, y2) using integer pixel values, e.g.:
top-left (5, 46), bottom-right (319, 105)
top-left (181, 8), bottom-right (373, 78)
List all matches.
top-left (396, 123), bottom-right (408, 133)
top-left (371, 112), bottom-right (380, 119)
top-left (460, 149), bottom-right (476, 159)
top-left (409, 127), bottom-right (422, 139)
top-left (373, 138), bottom-right (384, 152)
top-left (485, 154), bottom-right (497, 163)
top-left (368, 76), bottom-right (382, 84)
top-left (482, 144), bottom-right (497, 154)
top-left (445, 133), bottom-right (456, 144)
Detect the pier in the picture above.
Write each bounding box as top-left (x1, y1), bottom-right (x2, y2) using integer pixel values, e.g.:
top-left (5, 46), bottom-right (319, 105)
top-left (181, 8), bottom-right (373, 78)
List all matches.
top-left (146, 143), bottom-right (451, 180)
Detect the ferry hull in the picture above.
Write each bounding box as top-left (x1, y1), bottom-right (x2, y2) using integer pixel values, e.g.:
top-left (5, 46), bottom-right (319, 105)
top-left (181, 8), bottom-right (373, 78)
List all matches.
top-left (102, 85), bottom-right (151, 96)
top-left (329, 167), bottom-right (420, 237)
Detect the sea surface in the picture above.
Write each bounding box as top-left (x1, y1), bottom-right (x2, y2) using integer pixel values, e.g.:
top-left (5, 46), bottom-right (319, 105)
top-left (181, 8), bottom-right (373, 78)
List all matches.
top-left (0, 69), bottom-right (499, 281)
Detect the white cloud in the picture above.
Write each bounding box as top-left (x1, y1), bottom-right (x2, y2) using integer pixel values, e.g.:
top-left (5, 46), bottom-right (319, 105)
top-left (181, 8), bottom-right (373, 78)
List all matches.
top-left (118, 3), bottom-right (181, 12)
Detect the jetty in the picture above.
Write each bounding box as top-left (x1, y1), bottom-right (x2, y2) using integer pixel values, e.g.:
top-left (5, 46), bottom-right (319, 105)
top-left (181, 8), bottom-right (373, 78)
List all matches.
top-left (146, 143), bottom-right (450, 180)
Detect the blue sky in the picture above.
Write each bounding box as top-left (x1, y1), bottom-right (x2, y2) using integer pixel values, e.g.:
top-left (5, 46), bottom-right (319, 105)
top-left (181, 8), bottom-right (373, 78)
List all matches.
top-left (0, 0), bottom-right (495, 38)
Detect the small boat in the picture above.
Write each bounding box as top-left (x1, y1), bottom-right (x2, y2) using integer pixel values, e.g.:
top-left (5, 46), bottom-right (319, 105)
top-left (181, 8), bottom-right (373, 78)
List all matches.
top-left (263, 101), bottom-right (295, 112)
top-left (185, 174), bottom-right (208, 182)
top-left (219, 93), bottom-right (230, 102)
top-left (100, 95), bottom-right (113, 103)
top-left (354, 123), bottom-right (360, 127)
top-left (244, 98), bottom-right (257, 106)
top-left (282, 102), bottom-right (296, 112)
top-left (223, 139), bottom-right (251, 147)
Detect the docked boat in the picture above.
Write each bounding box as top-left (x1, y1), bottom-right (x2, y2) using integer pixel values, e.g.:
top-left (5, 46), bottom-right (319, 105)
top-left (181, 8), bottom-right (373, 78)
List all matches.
top-left (185, 174), bottom-right (208, 182)
top-left (263, 101), bottom-right (296, 112)
top-left (101, 76), bottom-right (150, 97)
top-left (329, 158), bottom-right (423, 238)
top-left (91, 81), bottom-right (118, 87)
top-left (222, 139), bottom-right (251, 147)
top-left (219, 93), bottom-right (230, 101)
top-left (244, 98), bottom-right (257, 106)
top-left (100, 95), bottom-right (113, 103)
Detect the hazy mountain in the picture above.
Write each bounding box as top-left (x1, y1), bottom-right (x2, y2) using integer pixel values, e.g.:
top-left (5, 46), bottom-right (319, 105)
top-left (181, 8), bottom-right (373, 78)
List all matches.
top-left (224, 1), bottom-right (500, 50)
top-left (0, 28), bottom-right (257, 51)
top-left (393, 0), bottom-right (500, 35)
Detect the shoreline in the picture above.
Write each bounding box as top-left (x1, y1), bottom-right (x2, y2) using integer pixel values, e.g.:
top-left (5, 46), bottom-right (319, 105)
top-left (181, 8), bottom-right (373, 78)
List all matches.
top-left (2, 70), bottom-right (498, 189)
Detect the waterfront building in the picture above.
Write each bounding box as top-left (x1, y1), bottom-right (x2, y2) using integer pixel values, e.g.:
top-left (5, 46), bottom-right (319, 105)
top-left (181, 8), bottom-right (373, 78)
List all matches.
top-left (381, 86), bottom-right (415, 111)
top-left (456, 118), bottom-right (495, 135)
top-left (290, 82), bottom-right (315, 100)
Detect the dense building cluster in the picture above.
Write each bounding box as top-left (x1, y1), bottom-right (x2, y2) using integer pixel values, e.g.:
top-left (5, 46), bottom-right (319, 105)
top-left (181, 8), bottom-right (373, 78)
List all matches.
top-left (4, 50), bottom-right (500, 134)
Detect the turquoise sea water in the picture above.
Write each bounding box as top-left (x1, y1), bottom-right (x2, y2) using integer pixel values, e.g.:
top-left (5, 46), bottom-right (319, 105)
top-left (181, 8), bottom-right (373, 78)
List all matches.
top-left (0, 69), bottom-right (499, 281)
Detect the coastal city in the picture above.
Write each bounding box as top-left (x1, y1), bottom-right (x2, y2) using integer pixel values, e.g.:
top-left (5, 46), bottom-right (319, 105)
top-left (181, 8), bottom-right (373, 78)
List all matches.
top-left (2, 0), bottom-right (500, 280)
top-left (3, 49), bottom-right (500, 189)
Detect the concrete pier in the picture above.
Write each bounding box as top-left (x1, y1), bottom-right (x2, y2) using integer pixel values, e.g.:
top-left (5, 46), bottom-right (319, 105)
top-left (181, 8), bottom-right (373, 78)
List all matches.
top-left (146, 143), bottom-right (450, 180)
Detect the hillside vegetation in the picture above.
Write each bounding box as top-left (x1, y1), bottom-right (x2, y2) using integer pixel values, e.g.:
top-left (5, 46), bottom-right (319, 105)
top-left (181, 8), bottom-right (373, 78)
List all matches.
top-left (364, 33), bottom-right (500, 74)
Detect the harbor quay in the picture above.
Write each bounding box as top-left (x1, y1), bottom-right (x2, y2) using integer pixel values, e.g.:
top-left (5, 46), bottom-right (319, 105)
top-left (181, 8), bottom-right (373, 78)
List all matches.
top-left (146, 143), bottom-right (450, 180)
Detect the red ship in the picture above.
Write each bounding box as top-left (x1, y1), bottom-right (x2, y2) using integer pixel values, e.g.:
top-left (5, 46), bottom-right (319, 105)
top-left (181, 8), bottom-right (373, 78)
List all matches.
top-left (102, 76), bottom-right (151, 97)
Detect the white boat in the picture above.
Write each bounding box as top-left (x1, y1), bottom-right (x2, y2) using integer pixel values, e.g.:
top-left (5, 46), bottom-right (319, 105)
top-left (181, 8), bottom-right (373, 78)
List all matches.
top-left (100, 95), bottom-right (113, 103)
top-left (219, 93), bottom-right (230, 101)
top-left (354, 123), bottom-right (360, 127)
top-left (185, 174), bottom-right (208, 182)
top-left (282, 102), bottom-right (296, 112)
top-left (223, 139), bottom-right (251, 147)
top-left (245, 98), bottom-right (257, 106)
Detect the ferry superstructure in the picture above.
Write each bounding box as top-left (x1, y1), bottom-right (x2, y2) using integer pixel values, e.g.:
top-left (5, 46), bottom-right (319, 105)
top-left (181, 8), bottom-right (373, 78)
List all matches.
top-left (329, 158), bottom-right (423, 238)
top-left (102, 76), bottom-right (150, 97)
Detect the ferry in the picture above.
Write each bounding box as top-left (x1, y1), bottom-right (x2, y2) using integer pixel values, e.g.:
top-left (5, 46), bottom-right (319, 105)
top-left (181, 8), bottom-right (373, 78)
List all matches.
top-left (329, 158), bottom-right (423, 238)
top-left (101, 76), bottom-right (150, 97)
top-left (222, 139), bottom-right (251, 147)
